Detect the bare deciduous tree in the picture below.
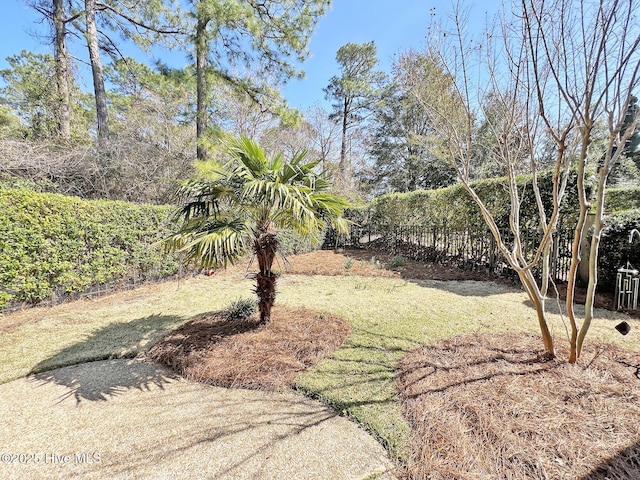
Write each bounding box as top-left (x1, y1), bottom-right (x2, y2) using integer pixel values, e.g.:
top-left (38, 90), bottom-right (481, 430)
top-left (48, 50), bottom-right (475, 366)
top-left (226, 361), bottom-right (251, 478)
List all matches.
top-left (305, 103), bottom-right (340, 170)
top-left (403, 0), bottom-right (639, 362)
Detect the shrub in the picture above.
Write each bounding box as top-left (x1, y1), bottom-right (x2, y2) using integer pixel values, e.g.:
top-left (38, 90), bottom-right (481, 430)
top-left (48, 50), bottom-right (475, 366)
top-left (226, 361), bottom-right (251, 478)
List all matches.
top-left (368, 169), bottom-right (585, 242)
top-left (596, 209), bottom-right (640, 291)
top-left (225, 297), bottom-right (258, 320)
top-left (604, 186), bottom-right (640, 213)
top-left (277, 228), bottom-right (317, 256)
top-left (0, 187), bottom-right (179, 310)
top-left (389, 255), bottom-right (405, 268)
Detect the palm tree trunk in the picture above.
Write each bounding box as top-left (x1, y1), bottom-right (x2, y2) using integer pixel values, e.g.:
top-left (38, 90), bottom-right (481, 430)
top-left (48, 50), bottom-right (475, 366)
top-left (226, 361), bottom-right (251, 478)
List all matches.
top-left (254, 231), bottom-right (279, 325)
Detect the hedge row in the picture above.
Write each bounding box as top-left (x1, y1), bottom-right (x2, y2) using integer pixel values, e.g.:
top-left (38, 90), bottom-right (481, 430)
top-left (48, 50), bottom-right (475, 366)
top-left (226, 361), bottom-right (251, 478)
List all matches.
top-left (0, 187), bottom-right (180, 310)
top-left (367, 175), bottom-right (640, 229)
top-left (603, 186), bottom-right (640, 212)
top-left (597, 209), bottom-right (640, 290)
top-left (345, 175), bottom-right (640, 291)
top-left (362, 170), bottom-right (584, 241)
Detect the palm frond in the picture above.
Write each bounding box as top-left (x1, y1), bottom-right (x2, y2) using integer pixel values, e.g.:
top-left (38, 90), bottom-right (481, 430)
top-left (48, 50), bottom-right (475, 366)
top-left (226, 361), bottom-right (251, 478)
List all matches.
top-left (172, 178), bottom-right (236, 223)
top-left (279, 151), bottom-right (322, 185)
top-left (270, 152), bottom-right (285, 172)
top-left (330, 216), bottom-right (350, 235)
top-left (167, 218), bottom-right (249, 269)
top-left (311, 192), bottom-right (350, 215)
top-left (228, 135), bottom-right (269, 179)
top-left (243, 179), bottom-right (313, 218)
top-left (166, 136), bottom-right (350, 271)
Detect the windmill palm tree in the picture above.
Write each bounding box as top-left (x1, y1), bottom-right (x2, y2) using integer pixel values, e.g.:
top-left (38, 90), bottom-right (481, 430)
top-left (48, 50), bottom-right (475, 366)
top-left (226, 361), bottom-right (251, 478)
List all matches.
top-left (165, 136), bottom-right (349, 325)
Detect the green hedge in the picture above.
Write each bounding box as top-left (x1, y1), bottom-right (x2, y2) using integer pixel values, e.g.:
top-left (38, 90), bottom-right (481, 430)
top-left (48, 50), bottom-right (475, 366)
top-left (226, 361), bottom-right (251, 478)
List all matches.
top-left (365, 170), bottom-right (584, 241)
top-left (597, 209), bottom-right (640, 290)
top-left (0, 187), bottom-right (179, 309)
top-left (604, 186), bottom-right (640, 213)
top-left (346, 175), bottom-right (640, 291)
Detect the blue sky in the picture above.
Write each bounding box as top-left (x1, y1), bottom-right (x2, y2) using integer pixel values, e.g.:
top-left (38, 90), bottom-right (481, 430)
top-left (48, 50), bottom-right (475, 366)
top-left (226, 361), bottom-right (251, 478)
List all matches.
top-left (0, 0), bottom-right (502, 111)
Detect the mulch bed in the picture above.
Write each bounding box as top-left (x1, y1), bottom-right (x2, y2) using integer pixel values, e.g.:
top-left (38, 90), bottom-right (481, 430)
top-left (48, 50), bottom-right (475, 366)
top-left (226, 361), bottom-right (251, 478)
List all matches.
top-left (397, 333), bottom-right (640, 479)
top-left (147, 305), bottom-right (350, 391)
top-left (280, 249), bottom-right (495, 282)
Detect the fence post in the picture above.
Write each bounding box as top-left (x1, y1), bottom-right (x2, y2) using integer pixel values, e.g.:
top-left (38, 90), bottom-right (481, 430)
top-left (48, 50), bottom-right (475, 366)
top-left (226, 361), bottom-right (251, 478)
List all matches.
top-left (489, 236), bottom-right (497, 274)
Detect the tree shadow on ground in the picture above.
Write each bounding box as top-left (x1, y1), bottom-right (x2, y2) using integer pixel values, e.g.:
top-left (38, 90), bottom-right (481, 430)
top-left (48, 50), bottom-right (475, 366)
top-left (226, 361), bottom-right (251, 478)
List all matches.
top-left (582, 440), bottom-right (640, 479)
top-left (148, 306), bottom-right (351, 392)
top-left (29, 314), bottom-right (187, 403)
top-left (31, 358), bottom-right (177, 404)
top-left (300, 248), bottom-right (519, 298)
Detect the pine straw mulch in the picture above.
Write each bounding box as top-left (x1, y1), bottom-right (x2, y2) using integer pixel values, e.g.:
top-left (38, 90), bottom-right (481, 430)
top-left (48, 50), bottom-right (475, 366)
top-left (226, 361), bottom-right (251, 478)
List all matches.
top-left (279, 249), bottom-right (494, 281)
top-left (397, 333), bottom-right (640, 480)
top-left (147, 305), bottom-right (350, 391)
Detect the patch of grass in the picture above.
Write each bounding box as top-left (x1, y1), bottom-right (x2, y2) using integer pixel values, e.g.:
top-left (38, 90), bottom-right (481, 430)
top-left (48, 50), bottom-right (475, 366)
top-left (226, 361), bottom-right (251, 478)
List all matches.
top-left (388, 255), bottom-right (405, 268)
top-left (344, 258), bottom-right (354, 270)
top-left (0, 274), bottom-right (255, 383)
top-left (1, 265), bottom-right (638, 465)
top-left (276, 276), bottom-right (639, 461)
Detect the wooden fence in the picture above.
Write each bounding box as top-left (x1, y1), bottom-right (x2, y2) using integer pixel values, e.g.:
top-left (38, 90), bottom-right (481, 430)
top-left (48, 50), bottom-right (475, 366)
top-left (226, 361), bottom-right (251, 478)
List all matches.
top-left (324, 222), bottom-right (574, 283)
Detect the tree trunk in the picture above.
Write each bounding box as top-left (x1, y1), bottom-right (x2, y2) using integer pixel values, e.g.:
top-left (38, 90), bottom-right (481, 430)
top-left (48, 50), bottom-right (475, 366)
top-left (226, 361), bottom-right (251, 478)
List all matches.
top-left (577, 158), bottom-right (610, 358)
top-left (53, 0), bottom-right (71, 138)
top-left (254, 231), bottom-right (279, 325)
top-left (459, 181), bottom-right (555, 357)
top-left (85, 0), bottom-right (109, 143)
top-left (195, 15), bottom-right (209, 161)
top-left (338, 96), bottom-right (349, 183)
top-left (565, 140), bottom-right (591, 363)
top-left (518, 268), bottom-right (555, 357)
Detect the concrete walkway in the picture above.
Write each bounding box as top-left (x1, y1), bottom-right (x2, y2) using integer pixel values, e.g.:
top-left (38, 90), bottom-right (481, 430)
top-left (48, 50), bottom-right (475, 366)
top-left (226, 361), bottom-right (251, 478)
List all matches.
top-left (0, 359), bottom-right (397, 480)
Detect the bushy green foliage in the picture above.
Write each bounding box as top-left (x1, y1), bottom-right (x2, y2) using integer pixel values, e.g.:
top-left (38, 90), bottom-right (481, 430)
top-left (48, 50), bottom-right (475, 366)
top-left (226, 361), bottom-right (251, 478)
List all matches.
top-left (0, 187), bottom-right (179, 309)
top-left (366, 170), bottom-right (584, 242)
top-left (277, 228), bottom-right (317, 256)
top-left (389, 255), bottom-right (405, 268)
top-left (597, 209), bottom-right (640, 290)
top-left (604, 186), bottom-right (640, 213)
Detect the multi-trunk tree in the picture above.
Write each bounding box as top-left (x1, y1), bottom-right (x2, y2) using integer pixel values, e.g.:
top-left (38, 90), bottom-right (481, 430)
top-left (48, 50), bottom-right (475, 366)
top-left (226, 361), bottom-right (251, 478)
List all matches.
top-left (402, 0), bottom-right (639, 362)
